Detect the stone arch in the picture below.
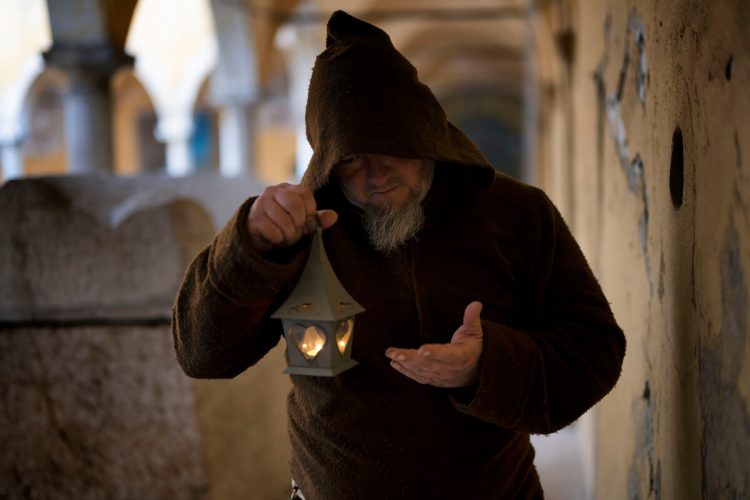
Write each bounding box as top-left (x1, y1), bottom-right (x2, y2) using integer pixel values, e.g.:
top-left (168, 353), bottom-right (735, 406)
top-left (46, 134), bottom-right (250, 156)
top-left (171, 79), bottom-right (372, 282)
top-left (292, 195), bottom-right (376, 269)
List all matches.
top-left (111, 67), bottom-right (163, 174)
top-left (397, 20), bottom-right (527, 178)
top-left (19, 67), bottom-right (67, 178)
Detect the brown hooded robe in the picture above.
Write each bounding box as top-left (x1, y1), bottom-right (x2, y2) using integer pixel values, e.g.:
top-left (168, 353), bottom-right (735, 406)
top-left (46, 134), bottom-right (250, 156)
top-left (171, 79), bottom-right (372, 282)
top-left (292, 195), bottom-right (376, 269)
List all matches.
top-left (172, 11), bottom-right (625, 500)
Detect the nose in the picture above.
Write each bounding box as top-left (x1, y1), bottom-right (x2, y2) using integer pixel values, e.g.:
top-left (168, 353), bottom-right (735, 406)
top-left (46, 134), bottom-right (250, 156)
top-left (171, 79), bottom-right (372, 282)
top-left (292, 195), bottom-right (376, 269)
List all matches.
top-left (363, 155), bottom-right (392, 184)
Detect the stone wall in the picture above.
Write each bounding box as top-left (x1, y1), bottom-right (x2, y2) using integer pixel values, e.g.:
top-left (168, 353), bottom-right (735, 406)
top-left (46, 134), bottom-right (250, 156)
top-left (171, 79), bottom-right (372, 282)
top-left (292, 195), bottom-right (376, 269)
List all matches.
top-left (0, 174), bottom-right (292, 500)
top-left (538, 0), bottom-right (750, 498)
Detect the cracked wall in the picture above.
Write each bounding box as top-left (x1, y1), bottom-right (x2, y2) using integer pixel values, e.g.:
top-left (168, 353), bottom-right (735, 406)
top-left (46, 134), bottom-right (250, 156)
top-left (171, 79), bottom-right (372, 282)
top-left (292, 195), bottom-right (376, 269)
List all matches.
top-left (538, 0), bottom-right (750, 498)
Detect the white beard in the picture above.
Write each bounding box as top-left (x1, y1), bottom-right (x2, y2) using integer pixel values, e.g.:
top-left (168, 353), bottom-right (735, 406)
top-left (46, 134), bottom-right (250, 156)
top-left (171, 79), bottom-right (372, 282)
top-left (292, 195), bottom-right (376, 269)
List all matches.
top-left (363, 194), bottom-right (426, 253)
top-left (357, 161), bottom-right (434, 253)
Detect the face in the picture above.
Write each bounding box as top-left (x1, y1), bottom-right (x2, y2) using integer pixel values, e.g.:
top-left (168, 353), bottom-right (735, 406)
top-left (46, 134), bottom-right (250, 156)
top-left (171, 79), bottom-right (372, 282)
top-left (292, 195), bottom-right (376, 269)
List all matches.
top-left (333, 154), bottom-right (433, 212)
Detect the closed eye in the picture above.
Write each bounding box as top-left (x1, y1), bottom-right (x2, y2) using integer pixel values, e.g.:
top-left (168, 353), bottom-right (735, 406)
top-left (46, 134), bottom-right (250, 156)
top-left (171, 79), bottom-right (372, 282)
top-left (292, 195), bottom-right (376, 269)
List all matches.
top-left (338, 154), bottom-right (362, 164)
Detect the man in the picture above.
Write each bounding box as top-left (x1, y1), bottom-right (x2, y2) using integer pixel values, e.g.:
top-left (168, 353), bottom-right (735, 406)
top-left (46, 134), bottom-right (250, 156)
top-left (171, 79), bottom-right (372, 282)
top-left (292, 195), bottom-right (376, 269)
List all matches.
top-left (173, 11), bottom-right (625, 499)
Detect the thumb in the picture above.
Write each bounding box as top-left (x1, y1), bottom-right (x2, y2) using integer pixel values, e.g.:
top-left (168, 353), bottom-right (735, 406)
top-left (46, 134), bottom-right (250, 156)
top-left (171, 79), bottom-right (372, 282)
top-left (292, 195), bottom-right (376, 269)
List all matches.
top-left (457, 301), bottom-right (483, 339)
top-left (305, 210), bottom-right (338, 234)
top-left (450, 302), bottom-right (483, 344)
top-left (317, 209), bottom-right (338, 229)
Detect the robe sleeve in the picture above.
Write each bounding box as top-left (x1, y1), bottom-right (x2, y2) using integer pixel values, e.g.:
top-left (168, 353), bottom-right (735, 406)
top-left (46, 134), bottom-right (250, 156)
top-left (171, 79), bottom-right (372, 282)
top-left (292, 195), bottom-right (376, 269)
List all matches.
top-left (451, 191), bottom-right (626, 434)
top-left (171, 197), bottom-right (308, 379)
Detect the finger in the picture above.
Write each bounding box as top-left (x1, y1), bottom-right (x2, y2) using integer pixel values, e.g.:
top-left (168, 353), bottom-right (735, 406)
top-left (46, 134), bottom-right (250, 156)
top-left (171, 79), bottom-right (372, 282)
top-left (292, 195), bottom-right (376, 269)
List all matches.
top-left (387, 347), bottom-right (446, 374)
top-left (385, 347), bottom-right (419, 364)
top-left (248, 195), bottom-right (287, 246)
top-left (284, 183), bottom-right (317, 215)
top-left (389, 360), bottom-right (438, 385)
top-left (263, 201), bottom-right (301, 243)
top-left (273, 189), bottom-right (309, 228)
top-left (418, 343), bottom-right (463, 365)
top-left (463, 301), bottom-right (483, 332)
top-left (249, 215), bottom-right (285, 246)
top-left (390, 360), bottom-right (459, 388)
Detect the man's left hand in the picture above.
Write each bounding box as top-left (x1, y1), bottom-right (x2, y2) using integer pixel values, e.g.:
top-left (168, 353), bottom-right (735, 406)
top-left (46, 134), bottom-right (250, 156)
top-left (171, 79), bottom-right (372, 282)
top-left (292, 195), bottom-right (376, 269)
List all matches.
top-left (385, 301), bottom-right (484, 388)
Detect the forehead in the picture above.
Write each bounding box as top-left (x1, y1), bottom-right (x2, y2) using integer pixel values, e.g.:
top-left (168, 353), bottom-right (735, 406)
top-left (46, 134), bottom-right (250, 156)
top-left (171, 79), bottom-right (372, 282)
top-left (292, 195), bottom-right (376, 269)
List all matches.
top-left (334, 154), bottom-right (426, 171)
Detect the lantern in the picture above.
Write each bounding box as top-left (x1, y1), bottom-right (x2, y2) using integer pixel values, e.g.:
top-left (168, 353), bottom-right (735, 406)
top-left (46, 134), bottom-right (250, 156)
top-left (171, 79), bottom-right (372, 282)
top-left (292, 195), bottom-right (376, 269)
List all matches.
top-left (271, 226), bottom-right (364, 376)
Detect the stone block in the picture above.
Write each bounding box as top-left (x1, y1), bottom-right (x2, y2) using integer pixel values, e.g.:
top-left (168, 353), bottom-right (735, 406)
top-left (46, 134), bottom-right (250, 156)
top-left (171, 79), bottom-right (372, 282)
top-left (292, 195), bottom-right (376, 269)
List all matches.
top-left (0, 325), bottom-right (206, 499)
top-left (0, 172), bottom-right (295, 500)
top-left (0, 173), bottom-right (261, 322)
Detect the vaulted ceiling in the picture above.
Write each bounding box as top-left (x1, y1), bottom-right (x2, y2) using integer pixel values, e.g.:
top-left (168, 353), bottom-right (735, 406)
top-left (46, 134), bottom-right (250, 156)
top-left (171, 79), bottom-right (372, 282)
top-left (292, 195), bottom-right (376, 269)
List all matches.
top-left (40, 0), bottom-right (528, 100)
top-left (244, 0), bottom-right (529, 99)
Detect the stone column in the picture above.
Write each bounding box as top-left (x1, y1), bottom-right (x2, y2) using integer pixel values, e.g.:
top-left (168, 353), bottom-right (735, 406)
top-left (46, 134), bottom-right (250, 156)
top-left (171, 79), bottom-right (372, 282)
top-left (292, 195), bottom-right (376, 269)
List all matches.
top-left (0, 139), bottom-right (23, 181)
top-left (208, 0), bottom-right (259, 177)
top-left (216, 101), bottom-right (253, 177)
top-left (0, 40), bottom-right (47, 182)
top-left (43, 44), bottom-right (132, 174)
top-left (275, 4), bottom-right (321, 180)
top-left (154, 112), bottom-right (194, 177)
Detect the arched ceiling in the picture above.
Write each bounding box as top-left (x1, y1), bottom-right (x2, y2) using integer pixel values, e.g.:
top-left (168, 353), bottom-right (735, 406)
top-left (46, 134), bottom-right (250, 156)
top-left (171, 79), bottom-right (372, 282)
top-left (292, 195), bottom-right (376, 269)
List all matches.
top-left (36, 0), bottom-right (531, 116)
top-left (243, 0), bottom-right (529, 98)
top-left (45, 0), bottom-right (138, 51)
top-left (41, 0), bottom-right (528, 99)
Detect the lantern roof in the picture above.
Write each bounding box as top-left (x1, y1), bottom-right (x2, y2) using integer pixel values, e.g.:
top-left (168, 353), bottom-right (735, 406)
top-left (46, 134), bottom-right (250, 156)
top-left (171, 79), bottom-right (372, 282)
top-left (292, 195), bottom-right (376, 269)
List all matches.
top-left (271, 228), bottom-right (365, 322)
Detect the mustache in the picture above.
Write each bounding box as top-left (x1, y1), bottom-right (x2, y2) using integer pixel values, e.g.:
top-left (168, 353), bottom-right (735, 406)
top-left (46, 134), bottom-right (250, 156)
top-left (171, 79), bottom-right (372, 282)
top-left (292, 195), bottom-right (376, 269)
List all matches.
top-left (365, 178), bottom-right (404, 195)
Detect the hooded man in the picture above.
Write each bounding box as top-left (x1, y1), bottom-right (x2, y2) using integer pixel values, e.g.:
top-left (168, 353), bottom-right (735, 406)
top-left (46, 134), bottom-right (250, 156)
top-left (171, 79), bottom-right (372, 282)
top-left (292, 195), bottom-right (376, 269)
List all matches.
top-left (172, 11), bottom-right (625, 500)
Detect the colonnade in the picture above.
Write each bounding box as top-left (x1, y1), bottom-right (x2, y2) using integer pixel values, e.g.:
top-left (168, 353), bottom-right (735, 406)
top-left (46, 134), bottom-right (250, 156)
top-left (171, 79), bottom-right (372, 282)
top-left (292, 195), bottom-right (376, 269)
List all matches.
top-left (0, 0), bottom-right (317, 182)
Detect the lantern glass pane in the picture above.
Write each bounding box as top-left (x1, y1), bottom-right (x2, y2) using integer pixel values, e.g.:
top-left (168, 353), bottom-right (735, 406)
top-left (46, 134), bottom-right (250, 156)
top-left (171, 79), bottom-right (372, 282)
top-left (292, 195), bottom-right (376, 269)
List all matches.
top-left (335, 318), bottom-right (354, 354)
top-left (289, 324), bottom-right (327, 361)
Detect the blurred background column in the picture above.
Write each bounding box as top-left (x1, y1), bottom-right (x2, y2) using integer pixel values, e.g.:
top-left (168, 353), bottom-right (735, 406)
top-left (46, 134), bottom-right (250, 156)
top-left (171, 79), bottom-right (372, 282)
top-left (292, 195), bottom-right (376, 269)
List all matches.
top-left (126, 0), bottom-right (218, 177)
top-left (209, 0), bottom-right (259, 178)
top-left (43, 0), bottom-right (137, 174)
top-left (0, 0), bottom-right (51, 181)
top-left (274, 1), bottom-right (320, 181)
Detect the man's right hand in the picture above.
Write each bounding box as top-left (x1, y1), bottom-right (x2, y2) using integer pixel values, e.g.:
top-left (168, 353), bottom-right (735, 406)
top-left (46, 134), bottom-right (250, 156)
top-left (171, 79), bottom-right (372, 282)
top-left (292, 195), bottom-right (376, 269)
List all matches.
top-left (247, 183), bottom-right (338, 252)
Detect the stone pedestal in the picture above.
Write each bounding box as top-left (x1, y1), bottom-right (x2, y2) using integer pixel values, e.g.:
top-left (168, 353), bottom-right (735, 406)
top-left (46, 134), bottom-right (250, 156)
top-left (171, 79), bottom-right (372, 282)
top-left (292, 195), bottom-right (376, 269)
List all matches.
top-left (0, 174), bottom-right (291, 500)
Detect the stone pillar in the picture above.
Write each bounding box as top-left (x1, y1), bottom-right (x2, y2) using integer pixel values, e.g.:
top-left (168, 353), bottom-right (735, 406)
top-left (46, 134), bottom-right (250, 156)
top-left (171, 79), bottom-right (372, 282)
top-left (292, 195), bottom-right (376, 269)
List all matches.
top-left (208, 0), bottom-right (259, 177)
top-left (43, 0), bottom-right (138, 174)
top-left (216, 101), bottom-right (253, 177)
top-left (0, 175), bottom-right (214, 497)
top-left (154, 113), bottom-right (194, 177)
top-left (275, 3), bottom-right (321, 180)
top-left (0, 139), bottom-right (23, 180)
top-left (521, 0), bottom-right (539, 186)
top-left (44, 45), bottom-right (133, 174)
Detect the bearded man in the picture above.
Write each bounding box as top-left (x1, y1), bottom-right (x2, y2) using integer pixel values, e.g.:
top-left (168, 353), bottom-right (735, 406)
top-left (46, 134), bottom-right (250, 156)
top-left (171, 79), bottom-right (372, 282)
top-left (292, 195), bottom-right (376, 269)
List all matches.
top-left (172, 11), bottom-right (625, 500)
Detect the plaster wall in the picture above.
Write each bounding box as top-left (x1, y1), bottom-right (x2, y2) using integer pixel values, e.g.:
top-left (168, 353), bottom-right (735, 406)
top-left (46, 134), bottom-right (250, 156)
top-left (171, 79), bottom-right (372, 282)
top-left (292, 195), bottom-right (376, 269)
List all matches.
top-left (540, 0), bottom-right (750, 498)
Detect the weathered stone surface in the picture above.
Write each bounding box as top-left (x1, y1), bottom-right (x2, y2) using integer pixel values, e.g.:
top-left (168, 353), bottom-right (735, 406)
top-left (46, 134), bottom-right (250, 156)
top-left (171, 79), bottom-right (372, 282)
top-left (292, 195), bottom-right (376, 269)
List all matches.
top-left (0, 172), bottom-right (294, 500)
top-left (0, 325), bottom-right (206, 499)
top-left (0, 173), bottom-right (260, 322)
top-left (556, 1), bottom-right (750, 498)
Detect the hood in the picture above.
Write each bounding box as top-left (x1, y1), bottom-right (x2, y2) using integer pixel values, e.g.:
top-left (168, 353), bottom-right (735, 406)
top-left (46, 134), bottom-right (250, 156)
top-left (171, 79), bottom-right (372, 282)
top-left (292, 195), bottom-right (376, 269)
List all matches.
top-left (302, 10), bottom-right (494, 191)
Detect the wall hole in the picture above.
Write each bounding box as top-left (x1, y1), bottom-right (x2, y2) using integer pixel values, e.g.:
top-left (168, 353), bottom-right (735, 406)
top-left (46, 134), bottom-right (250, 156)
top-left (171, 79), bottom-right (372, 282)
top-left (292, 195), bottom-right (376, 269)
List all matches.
top-left (670, 127), bottom-right (684, 209)
top-left (725, 55), bottom-right (734, 80)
